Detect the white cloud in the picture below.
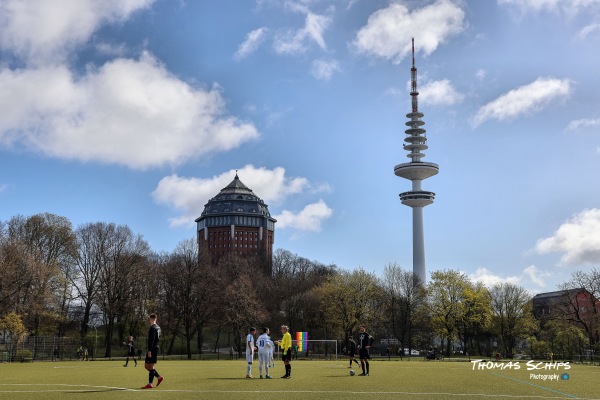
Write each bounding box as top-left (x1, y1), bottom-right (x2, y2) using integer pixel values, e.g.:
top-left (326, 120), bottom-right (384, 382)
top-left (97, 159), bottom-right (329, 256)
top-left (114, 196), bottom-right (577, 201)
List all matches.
top-left (469, 267), bottom-right (521, 287)
top-left (273, 199), bottom-right (333, 231)
top-left (471, 77), bottom-right (571, 127)
top-left (565, 117), bottom-right (600, 131)
top-left (535, 208), bottom-right (600, 265)
top-left (418, 79), bottom-right (464, 106)
top-left (0, 0), bottom-right (154, 65)
top-left (0, 184), bottom-right (7, 194)
top-left (577, 22), bottom-right (600, 39)
top-left (234, 27), bottom-right (269, 60)
top-left (0, 53), bottom-right (259, 169)
top-left (352, 0), bottom-right (465, 64)
top-left (476, 69), bottom-right (486, 80)
top-left (273, 7), bottom-right (331, 55)
top-left (311, 58), bottom-right (341, 81)
top-left (152, 165), bottom-right (331, 229)
top-left (469, 265), bottom-right (551, 288)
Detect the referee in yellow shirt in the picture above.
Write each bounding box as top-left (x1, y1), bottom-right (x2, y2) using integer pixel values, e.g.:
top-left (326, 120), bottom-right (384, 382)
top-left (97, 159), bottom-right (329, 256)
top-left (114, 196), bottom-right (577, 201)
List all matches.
top-left (275, 325), bottom-right (292, 379)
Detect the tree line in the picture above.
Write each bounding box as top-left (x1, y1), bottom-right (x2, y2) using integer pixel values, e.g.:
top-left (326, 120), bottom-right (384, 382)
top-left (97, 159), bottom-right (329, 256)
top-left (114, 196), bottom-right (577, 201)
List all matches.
top-left (1, 213), bottom-right (598, 360)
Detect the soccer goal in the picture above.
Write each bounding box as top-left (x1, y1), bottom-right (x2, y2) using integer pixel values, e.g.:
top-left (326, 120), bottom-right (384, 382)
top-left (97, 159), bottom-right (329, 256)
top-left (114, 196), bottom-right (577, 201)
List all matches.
top-left (275, 340), bottom-right (338, 361)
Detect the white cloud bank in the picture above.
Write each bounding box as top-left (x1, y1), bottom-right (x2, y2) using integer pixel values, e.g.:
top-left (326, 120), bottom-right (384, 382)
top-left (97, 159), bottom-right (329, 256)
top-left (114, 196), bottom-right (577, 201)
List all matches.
top-left (352, 0), bottom-right (465, 64)
top-left (275, 199), bottom-right (332, 231)
top-left (535, 208), bottom-right (600, 265)
top-left (0, 54), bottom-right (258, 169)
top-left (469, 265), bottom-right (551, 289)
top-left (471, 77), bottom-right (571, 127)
top-left (0, 0), bottom-right (154, 65)
top-left (152, 165), bottom-right (332, 230)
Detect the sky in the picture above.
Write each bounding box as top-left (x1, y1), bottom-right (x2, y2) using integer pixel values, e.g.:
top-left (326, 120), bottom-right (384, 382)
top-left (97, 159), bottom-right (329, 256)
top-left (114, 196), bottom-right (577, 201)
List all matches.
top-left (1, 0), bottom-right (600, 295)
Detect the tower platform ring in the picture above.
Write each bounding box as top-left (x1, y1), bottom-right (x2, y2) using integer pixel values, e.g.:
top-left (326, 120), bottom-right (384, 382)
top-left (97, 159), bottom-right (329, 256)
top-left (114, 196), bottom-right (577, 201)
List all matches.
top-left (394, 162), bottom-right (439, 180)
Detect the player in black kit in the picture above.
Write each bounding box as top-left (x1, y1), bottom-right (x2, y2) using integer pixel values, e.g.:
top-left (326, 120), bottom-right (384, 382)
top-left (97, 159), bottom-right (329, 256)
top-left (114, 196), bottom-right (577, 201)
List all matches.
top-left (358, 324), bottom-right (373, 376)
top-left (142, 314), bottom-right (164, 389)
top-left (123, 335), bottom-right (137, 367)
top-left (347, 337), bottom-right (360, 368)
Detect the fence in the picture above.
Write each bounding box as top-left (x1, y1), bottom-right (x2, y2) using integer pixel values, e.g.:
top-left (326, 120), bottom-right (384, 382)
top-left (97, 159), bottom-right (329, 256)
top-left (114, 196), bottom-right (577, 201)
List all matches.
top-left (0, 336), bottom-right (79, 362)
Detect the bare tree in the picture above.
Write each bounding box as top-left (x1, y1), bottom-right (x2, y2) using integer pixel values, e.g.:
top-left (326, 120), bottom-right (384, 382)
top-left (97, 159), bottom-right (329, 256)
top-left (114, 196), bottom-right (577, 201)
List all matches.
top-left (489, 282), bottom-right (535, 356)
top-left (558, 268), bottom-right (600, 348)
top-left (382, 263), bottom-right (426, 355)
top-left (96, 224), bottom-right (150, 357)
top-left (218, 255), bottom-right (268, 356)
top-left (4, 214), bottom-right (77, 336)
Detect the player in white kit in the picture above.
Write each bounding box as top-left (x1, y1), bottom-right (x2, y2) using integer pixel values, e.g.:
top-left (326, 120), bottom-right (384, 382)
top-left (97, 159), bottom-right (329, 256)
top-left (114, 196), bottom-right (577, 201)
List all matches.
top-left (256, 327), bottom-right (272, 379)
top-left (246, 327), bottom-right (256, 378)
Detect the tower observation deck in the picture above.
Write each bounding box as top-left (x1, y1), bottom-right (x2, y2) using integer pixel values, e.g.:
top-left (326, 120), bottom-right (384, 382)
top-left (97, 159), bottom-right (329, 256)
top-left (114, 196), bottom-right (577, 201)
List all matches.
top-left (394, 39), bottom-right (438, 283)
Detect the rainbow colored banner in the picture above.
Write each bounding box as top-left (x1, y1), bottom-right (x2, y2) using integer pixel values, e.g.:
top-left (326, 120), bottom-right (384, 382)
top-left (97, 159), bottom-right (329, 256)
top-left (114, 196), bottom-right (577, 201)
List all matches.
top-left (295, 331), bottom-right (308, 351)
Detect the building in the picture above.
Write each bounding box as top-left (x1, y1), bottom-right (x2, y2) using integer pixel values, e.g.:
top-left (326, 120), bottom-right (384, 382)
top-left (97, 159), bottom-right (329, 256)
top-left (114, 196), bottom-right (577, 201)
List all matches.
top-left (394, 39), bottom-right (439, 283)
top-left (533, 288), bottom-right (599, 322)
top-left (195, 173), bottom-right (276, 273)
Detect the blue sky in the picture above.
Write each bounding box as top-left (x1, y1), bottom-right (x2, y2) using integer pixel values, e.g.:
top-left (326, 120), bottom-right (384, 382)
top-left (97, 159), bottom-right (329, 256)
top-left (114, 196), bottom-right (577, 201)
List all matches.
top-left (1, 0), bottom-right (599, 294)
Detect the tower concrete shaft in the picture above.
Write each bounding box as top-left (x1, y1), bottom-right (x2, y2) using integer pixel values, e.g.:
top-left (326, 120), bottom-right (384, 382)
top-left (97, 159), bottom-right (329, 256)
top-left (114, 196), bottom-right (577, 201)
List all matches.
top-left (393, 39), bottom-right (438, 284)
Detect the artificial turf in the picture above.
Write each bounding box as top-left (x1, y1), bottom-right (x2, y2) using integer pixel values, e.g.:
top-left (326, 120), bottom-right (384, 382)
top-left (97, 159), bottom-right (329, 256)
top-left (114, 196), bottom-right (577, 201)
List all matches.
top-left (0, 358), bottom-right (598, 400)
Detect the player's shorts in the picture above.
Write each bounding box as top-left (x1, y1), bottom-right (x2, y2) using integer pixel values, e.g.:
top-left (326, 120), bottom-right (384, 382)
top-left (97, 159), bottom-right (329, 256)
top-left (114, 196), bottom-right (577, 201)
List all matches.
top-left (145, 348), bottom-right (158, 364)
top-left (281, 350), bottom-right (292, 362)
top-left (359, 348), bottom-right (370, 360)
top-left (348, 351), bottom-right (356, 357)
top-left (246, 351), bottom-right (254, 363)
top-left (258, 351), bottom-right (269, 364)
top-left (127, 350), bottom-right (136, 357)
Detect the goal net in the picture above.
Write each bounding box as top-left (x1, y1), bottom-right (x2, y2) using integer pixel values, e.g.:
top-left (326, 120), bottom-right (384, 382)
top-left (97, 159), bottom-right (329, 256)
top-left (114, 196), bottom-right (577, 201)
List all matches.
top-left (274, 340), bottom-right (338, 361)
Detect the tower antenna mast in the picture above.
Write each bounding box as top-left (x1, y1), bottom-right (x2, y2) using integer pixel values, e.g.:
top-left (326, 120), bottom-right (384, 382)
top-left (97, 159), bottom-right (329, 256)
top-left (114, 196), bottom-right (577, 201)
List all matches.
top-left (393, 38), bottom-right (439, 284)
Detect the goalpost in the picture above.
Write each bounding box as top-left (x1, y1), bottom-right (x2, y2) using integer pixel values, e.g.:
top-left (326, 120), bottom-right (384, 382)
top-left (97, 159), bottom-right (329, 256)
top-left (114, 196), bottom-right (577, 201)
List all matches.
top-left (274, 340), bottom-right (338, 361)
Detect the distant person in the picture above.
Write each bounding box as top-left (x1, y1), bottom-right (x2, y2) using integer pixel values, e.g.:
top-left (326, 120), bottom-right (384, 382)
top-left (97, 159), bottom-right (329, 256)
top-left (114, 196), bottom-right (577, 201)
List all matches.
top-left (142, 314), bottom-right (164, 389)
top-left (257, 327), bottom-right (272, 379)
top-left (275, 325), bottom-right (292, 379)
top-left (123, 335), bottom-right (137, 367)
top-left (358, 324), bottom-right (373, 376)
top-left (347, 337), bottom-right (360, 368)
top-left (246, 327), bottom-right (256, 378)
top-left (268, 335), bottom-right (275, 368)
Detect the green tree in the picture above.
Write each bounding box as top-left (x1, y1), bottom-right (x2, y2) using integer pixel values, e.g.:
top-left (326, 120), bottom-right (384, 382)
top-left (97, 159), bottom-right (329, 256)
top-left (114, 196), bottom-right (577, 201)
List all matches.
top-left (0, 312), bottom-right (27, 357)
top-left (458, 282), bottom-right (492, 356)
top-left (315, 268), bottom-right (384, 344)
top-left (427, 269), bottom-right (471, 355)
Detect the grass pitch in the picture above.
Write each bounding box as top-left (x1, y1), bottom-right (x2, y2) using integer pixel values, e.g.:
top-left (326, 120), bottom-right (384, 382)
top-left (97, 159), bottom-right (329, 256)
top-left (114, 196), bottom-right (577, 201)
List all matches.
top-left (1, 359), bottom-right (598, 400)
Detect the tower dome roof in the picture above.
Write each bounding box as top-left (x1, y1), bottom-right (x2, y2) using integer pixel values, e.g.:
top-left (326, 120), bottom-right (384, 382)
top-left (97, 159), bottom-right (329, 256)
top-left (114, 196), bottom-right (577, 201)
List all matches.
top-left (197, 173), bottom-right (274, 220)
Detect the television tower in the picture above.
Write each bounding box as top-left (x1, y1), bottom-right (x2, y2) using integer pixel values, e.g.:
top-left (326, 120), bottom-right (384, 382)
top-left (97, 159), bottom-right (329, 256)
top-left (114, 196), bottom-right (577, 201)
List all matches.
top-left (394, 39), bottom-right (439, 283)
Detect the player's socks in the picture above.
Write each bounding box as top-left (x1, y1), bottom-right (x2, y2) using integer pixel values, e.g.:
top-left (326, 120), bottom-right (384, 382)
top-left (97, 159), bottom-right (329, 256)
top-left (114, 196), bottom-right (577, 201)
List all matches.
top-left (366, 362), bottom-right (370, 375)
top-left (149, 371), bottom-right (154, 384)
